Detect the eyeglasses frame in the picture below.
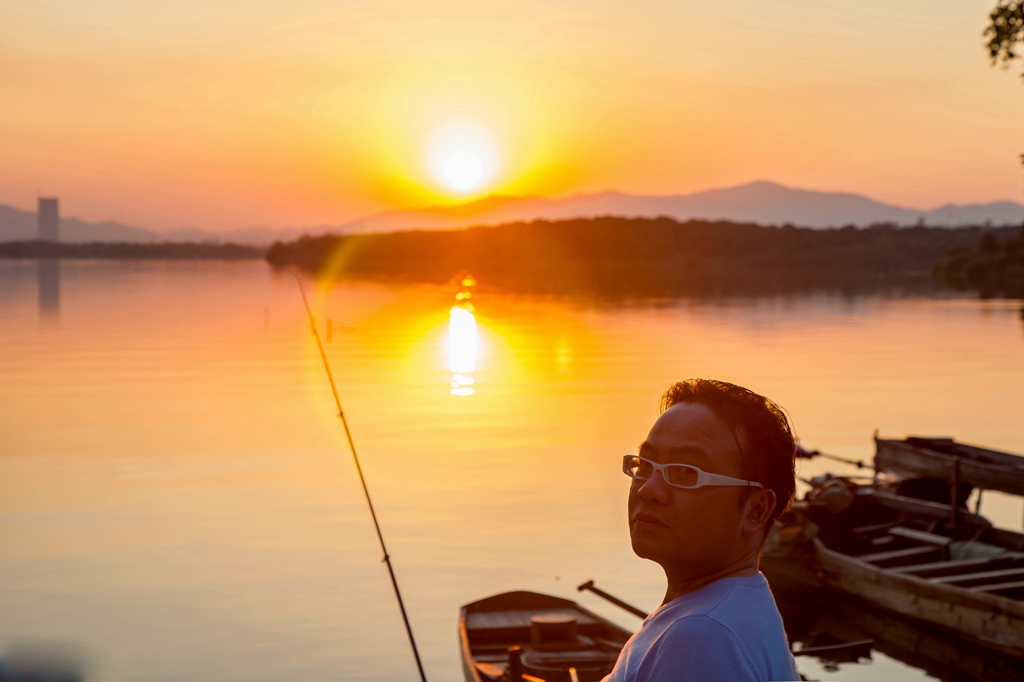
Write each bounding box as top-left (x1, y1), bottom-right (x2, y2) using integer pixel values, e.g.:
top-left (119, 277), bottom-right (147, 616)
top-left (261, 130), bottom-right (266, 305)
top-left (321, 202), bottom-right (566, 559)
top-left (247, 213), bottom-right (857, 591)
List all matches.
top-left (622, 454), bottom-right (764, 490)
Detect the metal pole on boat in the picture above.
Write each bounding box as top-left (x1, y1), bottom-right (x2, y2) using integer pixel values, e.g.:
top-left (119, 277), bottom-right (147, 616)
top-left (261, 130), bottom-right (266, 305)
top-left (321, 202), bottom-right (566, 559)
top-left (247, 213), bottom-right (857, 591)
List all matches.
top-left (801, 448), bottom-right (874, 471)
top-left (294, 273), bottom-right (429, 682)
top-left (577, 580), bottom-right (649, 619)
top-left (950, 458), bottom-right (960, 528)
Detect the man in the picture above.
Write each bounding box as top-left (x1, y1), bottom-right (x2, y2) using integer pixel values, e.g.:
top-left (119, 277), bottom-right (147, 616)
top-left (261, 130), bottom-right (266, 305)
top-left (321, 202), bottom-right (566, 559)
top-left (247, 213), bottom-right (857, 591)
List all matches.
top-left (604, 379), bottom-right (800, 681)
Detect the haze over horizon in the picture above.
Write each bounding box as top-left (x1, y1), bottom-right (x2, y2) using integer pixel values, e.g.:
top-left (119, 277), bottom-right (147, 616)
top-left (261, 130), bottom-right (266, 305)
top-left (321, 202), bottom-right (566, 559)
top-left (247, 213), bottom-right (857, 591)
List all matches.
top-left (4, 180), bottom-right (1024, 247)
top-left (6, 179), bottom-right (1024, 235)
top-left (3, 1), bottom-right (1023, 232)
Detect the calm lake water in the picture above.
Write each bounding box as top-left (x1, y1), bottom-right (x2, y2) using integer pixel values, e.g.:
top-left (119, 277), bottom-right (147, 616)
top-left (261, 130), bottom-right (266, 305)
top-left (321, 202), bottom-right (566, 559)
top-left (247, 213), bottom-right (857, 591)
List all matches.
top-left (1, 259), bottom-right (1022, 682)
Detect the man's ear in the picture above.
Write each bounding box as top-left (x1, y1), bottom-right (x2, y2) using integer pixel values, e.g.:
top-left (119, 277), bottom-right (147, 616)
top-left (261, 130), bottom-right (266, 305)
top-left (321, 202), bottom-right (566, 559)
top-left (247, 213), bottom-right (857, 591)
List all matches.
top-left (743, 488), bottom-right (776, 536)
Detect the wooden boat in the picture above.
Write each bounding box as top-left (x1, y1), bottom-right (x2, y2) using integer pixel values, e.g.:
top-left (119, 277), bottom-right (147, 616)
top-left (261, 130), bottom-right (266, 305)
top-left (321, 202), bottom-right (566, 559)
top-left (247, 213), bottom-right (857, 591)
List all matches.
top-left (764, 568), bottom-right (1024, 682)
top-left (765, 476), bottom-right (1024, 658)
top-left (875, 436), bottom-right (1024, 497)
top-left (460, 591), bottom-right (632, 682)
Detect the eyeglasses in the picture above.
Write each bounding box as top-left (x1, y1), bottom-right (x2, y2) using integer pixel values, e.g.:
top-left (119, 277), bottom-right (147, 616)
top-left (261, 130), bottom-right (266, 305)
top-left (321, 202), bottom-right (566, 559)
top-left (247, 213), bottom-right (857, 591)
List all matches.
top-left (622, 455), bottom-right (763, 490)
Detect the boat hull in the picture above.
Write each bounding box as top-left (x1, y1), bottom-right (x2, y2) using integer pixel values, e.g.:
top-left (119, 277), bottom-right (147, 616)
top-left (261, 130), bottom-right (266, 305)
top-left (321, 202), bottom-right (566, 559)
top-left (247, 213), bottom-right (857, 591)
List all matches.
top-left (814, 538), bottom-right (1024, 657)
top-left (763, 567), bottom-right (1024, 682)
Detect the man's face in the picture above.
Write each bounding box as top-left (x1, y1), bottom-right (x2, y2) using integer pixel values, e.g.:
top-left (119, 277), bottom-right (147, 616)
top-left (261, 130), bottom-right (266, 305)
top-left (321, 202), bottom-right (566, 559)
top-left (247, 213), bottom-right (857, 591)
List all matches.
top-left (627, 402), bottom-right (750, 577)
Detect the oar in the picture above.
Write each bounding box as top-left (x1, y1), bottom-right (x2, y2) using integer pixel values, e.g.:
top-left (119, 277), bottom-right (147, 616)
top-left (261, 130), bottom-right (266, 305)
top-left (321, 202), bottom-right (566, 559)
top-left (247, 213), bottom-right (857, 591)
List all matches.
top-left (577, 580), bottom-right (648, 619)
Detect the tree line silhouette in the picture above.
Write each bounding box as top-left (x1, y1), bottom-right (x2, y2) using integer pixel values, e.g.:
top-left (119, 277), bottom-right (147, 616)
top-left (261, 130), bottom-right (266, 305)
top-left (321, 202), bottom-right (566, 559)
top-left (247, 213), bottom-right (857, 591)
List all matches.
top-left (934, 225), bottom-right (1024, 298)
top-left (266, 217), bottom-right (1022, 297)
top-left (0, 241), bottom-right (263, 260)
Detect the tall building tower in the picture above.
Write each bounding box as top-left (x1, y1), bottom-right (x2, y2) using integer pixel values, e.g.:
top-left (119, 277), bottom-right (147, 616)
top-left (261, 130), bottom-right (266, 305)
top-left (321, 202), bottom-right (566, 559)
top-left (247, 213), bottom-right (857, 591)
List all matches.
top-left (38, 197), bottom-right (59, 241)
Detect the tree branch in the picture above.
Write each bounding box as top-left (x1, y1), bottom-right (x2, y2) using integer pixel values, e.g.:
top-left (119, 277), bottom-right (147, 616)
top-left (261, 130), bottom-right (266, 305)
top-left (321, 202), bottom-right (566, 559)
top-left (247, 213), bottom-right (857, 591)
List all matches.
top-left (986, 1), bottom-right (1024, 78)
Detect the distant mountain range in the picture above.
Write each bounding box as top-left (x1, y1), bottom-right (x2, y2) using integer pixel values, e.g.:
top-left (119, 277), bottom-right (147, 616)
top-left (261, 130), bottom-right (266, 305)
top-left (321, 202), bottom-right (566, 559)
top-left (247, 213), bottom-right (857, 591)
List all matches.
top-left (2, 181), bottom-right (1022, 245)
top-left (337, 182), bottom-right (1024, 234)
top-left (0, 204), bottom-right (300, 246)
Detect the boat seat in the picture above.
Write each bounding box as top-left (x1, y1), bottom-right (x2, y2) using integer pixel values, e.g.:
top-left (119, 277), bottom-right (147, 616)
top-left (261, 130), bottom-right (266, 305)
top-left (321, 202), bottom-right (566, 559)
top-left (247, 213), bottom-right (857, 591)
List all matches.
top-left (850, 521), bottom-right (901, 536)
top-left (929, 567), bottom-right (1024, 586)
top-left (967, 579), bottom-right (1024, 594)
top-left (466, 609), bottom-right (601, 644)
top-left (888, 548), bottom-right (1024, 577)
top-left (856, 545), bottom-right (942, 567)
top-left (888, 526), bottom-right (952, 547)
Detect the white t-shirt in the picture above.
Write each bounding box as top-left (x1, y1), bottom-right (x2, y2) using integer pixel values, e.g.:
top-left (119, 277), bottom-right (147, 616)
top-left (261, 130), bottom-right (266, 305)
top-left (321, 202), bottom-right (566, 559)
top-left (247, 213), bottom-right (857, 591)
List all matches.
top-left (603, 573), bottom-right (800, 682)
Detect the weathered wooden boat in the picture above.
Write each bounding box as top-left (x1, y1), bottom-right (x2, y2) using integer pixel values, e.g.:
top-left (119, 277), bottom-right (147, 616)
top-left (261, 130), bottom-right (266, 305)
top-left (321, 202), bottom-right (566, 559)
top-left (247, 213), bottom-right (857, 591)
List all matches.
top-left (875, 436), bottom-right (1024, 498)
top-left (460, 591), bottom-right (632, 682)
top-left (765, 475), bottom-right (1024, 658)
top-left (765, 568), bottom-right (1024, 682)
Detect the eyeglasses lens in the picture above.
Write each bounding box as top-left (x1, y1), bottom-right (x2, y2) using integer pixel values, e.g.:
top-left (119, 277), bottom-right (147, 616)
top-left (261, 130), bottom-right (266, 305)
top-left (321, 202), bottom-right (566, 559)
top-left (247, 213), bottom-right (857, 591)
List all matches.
top-left (625, 457), bottom-right (645, 478)
top-left (666, 465), bottom-right (699, 487)
top-left (626, 457), bottom-right (700, 488)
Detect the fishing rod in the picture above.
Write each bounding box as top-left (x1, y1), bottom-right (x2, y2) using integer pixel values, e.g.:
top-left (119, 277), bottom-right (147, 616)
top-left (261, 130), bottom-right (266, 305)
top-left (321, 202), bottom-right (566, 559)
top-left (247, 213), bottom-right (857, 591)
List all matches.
top-left (294, 273), bottom-right (428, 682)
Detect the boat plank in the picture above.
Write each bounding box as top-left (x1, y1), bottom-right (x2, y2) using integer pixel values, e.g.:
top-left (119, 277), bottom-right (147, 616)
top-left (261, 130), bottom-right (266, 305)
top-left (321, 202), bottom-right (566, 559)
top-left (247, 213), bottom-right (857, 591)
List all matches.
top-left (892, 555), bottom-right (1024, 578)
top-left (467, 609), bottom-right (597, 631)
top-left (929, 567), bottom-right (1024, 586)
top-left (888, 527), bottom-right (951, 547)
top-left (968, 580), bottom-right (1024, 594)
top-left (856, 545), bottom-right (942, 566)
top-left (467, 611), bottom-right (533, 629)
top-left (869, 491), bottom-right (987, 523)
top-left (851, 521), bottom-right (902, 536)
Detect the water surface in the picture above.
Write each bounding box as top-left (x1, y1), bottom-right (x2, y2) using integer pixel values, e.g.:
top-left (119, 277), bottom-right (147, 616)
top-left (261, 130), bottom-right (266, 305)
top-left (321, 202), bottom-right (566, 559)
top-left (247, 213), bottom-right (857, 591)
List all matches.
top-left (1, 260), bottom-right (1022, 681)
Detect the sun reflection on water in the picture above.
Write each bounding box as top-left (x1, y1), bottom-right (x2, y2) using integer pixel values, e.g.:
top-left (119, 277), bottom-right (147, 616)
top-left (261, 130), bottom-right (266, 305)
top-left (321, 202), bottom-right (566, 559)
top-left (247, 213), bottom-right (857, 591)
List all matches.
top-left (449, 275), bottom-right (478, 396)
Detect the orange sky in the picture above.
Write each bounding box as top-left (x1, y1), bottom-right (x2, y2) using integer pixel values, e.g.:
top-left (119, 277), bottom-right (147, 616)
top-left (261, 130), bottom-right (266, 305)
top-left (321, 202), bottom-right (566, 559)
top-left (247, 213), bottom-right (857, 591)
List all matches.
top-left (1, 1), bottom-right (1023, 231)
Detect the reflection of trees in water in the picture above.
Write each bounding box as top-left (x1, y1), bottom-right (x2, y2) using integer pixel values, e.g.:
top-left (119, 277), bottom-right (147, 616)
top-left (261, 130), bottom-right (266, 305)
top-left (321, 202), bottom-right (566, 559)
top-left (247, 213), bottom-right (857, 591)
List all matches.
top-left (38, 258), bottom-right (59, 315)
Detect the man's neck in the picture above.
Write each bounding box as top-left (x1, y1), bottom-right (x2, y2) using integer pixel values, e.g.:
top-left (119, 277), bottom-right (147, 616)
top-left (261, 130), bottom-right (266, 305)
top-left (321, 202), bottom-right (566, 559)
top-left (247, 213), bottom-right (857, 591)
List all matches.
top-left (660, 549), bottom-right (761, 605)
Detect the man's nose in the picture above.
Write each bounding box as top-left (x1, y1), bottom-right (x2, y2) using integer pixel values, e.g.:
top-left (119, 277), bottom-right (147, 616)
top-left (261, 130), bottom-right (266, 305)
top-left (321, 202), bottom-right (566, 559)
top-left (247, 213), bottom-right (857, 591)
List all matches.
top-left (637, 470), bottom-right (672, 502)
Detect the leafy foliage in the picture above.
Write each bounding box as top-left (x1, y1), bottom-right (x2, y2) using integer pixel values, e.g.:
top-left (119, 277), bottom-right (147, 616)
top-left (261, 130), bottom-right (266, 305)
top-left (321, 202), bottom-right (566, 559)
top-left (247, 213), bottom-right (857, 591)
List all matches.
top-left (266, 217), bottom-right (1022, 298)
top-left (934, 225), bottom-right (1024, 298)
top-left (985, 3), bottom-right (1024, 172)
top-left (986, 1), bottom-right (1024, 77)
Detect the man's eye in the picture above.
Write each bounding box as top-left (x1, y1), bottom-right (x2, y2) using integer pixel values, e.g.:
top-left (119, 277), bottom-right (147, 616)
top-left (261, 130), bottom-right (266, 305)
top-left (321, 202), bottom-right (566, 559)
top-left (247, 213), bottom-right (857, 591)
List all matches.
top-left (667, 466), bottom-right (699, 487)
top-left (635, 460), bottom-right (654, 477)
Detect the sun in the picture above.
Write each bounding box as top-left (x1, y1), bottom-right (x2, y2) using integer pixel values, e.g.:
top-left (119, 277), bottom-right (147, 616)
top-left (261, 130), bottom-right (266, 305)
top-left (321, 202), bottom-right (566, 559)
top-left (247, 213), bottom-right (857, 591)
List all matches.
top-left (444, 150), bottom-right (484, 192)
top-left (427, 123), bottom-right (499, 198)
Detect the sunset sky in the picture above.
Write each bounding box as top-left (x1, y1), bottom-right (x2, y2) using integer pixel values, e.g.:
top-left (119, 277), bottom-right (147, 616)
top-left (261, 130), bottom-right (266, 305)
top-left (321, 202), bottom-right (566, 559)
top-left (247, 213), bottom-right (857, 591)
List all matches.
top-left (2, 1), bottom-right (1023, 231)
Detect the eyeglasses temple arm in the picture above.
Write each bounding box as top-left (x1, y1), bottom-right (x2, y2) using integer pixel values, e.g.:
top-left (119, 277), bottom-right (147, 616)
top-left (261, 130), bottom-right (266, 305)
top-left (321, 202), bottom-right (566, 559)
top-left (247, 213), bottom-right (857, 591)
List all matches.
top-left (705, 472), bottom-right (763, 488)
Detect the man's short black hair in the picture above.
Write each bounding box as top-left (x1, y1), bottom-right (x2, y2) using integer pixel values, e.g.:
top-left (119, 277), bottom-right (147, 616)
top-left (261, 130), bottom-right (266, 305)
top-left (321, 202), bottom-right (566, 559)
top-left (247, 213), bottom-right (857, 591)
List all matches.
top-left (660, 379), bottom-right (796, 527)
